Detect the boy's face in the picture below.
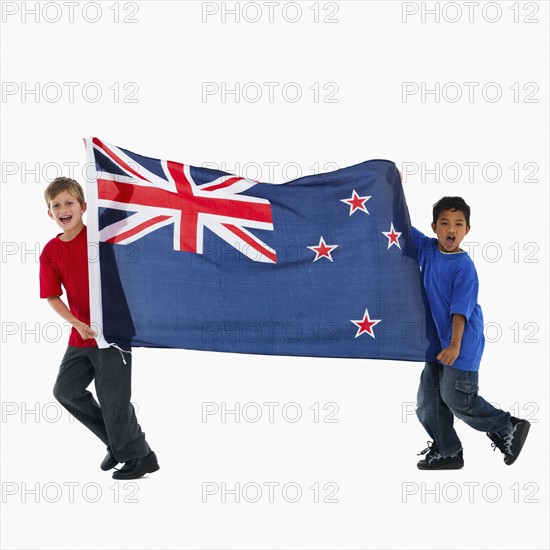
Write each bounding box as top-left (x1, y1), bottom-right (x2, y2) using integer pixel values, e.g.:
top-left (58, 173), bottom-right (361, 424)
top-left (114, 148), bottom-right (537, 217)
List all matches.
top-left (431, 208), bottom-right (470, 253)
top-left (47, 190), bottom-right (86, 232)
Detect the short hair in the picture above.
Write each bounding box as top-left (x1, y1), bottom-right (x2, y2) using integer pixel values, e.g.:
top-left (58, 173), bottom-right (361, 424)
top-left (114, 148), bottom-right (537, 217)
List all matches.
top-left (432, 196), bottom-right (470, 226)
top-left (44, 177), bottom-right (85, 207)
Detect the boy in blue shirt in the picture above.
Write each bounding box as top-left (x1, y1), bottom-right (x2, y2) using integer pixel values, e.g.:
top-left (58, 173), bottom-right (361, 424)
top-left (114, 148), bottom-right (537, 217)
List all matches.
top-left (412, 196), bottom-right (530, 469)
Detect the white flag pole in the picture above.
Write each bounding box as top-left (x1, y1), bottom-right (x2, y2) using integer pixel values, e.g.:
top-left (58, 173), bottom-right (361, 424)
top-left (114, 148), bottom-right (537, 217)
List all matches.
top-left (85, 137), bottom-right (109, 348)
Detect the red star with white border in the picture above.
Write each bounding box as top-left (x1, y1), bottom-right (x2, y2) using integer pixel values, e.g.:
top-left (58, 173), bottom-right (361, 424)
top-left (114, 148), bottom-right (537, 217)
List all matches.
top-left (382, 222), bottom-right (402, 249)
top-left (340, 190), bottom-right (371, 216)
top-left (307, 236), bottom-right (339, 262)
top-left (351, 308), bottom-right (382, 339)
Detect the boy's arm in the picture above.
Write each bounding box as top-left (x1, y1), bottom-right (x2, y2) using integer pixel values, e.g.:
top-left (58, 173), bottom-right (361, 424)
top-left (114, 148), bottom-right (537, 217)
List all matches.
top-left (437, 313), bottom-right (466, 366)
top-left (439, 261), bottom-right (480, 366)
top-left (397, 167), bottom-right (427, 251)
top-left (46, 296), bottom-right (96, 340)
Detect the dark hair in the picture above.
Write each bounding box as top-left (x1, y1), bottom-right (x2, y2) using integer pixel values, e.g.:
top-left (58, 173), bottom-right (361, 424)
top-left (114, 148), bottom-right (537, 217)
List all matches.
top-left (432, 196), bottom-right (470, 226)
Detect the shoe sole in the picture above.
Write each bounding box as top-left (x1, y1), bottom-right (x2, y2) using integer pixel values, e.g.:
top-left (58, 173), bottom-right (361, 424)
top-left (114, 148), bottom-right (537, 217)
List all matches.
top-left (112, 463), bottom-right (160, 480)
top-left (505, 422), bottom-right (530, 465)
top-left (100, 460), bottom-right (119, 471)
top-left (417, 462), bottom-right (464, 470)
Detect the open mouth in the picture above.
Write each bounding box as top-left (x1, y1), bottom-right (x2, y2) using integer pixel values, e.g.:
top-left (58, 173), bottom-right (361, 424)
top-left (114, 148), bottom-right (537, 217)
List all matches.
top-left (59, 215), bottom-right (73, 225)
top-left (446, 236), bottom-right (456, 247)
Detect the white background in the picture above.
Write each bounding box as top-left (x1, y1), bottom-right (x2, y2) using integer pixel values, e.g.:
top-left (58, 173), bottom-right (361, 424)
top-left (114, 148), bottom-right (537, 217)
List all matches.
top-left (1, 1), bottom-right (548, 549)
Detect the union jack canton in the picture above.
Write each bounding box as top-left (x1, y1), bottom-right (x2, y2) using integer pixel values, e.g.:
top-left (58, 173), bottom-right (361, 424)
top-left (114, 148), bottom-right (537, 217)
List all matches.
top-left (92, 137), bottom-right (276, 263)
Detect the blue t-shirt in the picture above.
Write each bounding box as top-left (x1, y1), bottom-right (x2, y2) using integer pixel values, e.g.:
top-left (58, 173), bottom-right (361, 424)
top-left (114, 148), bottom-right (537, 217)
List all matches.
top-left (412, 227), bottom-right (485, 371)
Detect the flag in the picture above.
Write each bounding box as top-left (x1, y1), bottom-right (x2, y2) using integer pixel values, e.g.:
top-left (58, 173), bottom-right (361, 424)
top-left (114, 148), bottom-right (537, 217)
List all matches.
top-left (86, 138), bottom-right (439, 361)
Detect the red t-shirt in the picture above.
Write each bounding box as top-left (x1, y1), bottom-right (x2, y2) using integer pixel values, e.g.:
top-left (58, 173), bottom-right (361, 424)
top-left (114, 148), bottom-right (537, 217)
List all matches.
top-left (39, 225), bottom-right (97, 348)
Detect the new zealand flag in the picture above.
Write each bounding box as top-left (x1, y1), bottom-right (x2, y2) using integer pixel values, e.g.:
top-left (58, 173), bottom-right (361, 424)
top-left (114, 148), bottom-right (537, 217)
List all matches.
top-left (86, 138), bottom-right (439, 361)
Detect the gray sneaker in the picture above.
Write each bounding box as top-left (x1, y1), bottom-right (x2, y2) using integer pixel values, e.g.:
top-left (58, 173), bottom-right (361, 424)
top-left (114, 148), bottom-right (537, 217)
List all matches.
top-left (487, 417), bottom-right (531, 465)
top-left (417, 441), bottom-right (464, 470)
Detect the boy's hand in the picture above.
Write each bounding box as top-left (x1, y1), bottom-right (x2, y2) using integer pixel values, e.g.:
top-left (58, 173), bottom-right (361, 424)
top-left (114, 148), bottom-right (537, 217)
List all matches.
top-left (438, 314), bottom-right (466, 366)
top-left (437, 344), bottom-right (461, 366)
top-left (45, 297), bottom-right (97, 340)
top-left (74, 322), bottom-right (97, 340)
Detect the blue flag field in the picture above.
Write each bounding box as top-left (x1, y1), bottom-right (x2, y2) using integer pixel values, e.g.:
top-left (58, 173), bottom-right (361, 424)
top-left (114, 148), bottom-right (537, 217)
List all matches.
top-left (86, 138), bottom-right (439, 361)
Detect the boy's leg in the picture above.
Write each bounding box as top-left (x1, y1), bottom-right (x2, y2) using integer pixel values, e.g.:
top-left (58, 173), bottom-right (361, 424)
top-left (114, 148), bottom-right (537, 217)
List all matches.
top-left (416, 361), bottom-right (463, 457)
top-left (439, 367), bottom-right (530, 465)
top-left (90, 347), bottom-right (151, 463)
top-left (53, 346), bottom-right (110, 446)
top-left (439, 366), bottom-right (512, 434)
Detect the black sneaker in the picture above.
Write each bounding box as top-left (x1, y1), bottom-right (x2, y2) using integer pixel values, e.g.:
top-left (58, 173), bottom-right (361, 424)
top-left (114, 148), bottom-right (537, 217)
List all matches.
top-left (487, 417), bottom-right (531, 465)
top-left (417, 441), bottom-right (464, 470)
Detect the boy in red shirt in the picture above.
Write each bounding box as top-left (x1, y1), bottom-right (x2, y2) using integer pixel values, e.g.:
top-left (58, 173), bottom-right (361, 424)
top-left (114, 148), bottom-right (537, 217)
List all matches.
top-left (40, 177), bottom-right (159, 479)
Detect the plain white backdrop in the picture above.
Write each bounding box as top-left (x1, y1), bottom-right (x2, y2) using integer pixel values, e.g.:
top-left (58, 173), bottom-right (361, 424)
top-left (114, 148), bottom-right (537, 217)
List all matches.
top-left (1, 1), bottom-right (548, 549)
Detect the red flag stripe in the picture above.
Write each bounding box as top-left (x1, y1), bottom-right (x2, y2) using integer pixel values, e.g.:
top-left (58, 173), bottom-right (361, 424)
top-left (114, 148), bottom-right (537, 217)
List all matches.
top-left (223, 223), bottom-right (277, 263)
top-left (104, 215), bottom-right (171, 244)
top-left (93, 138), bottom-right (150, 182)
top-left (97, 178), bottom-right (273, 223)
top-left (202, 177), bottom-right (243, 192)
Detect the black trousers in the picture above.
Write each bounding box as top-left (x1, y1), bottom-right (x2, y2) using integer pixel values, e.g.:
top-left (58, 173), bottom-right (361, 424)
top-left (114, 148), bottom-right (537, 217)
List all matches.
top-left (53, 345), bottom-right (151, 463)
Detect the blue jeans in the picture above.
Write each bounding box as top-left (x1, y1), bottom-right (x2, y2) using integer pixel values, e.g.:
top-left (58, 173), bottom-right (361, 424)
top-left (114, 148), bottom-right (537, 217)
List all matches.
top-left (416, 361), bottom-right (512, 457)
